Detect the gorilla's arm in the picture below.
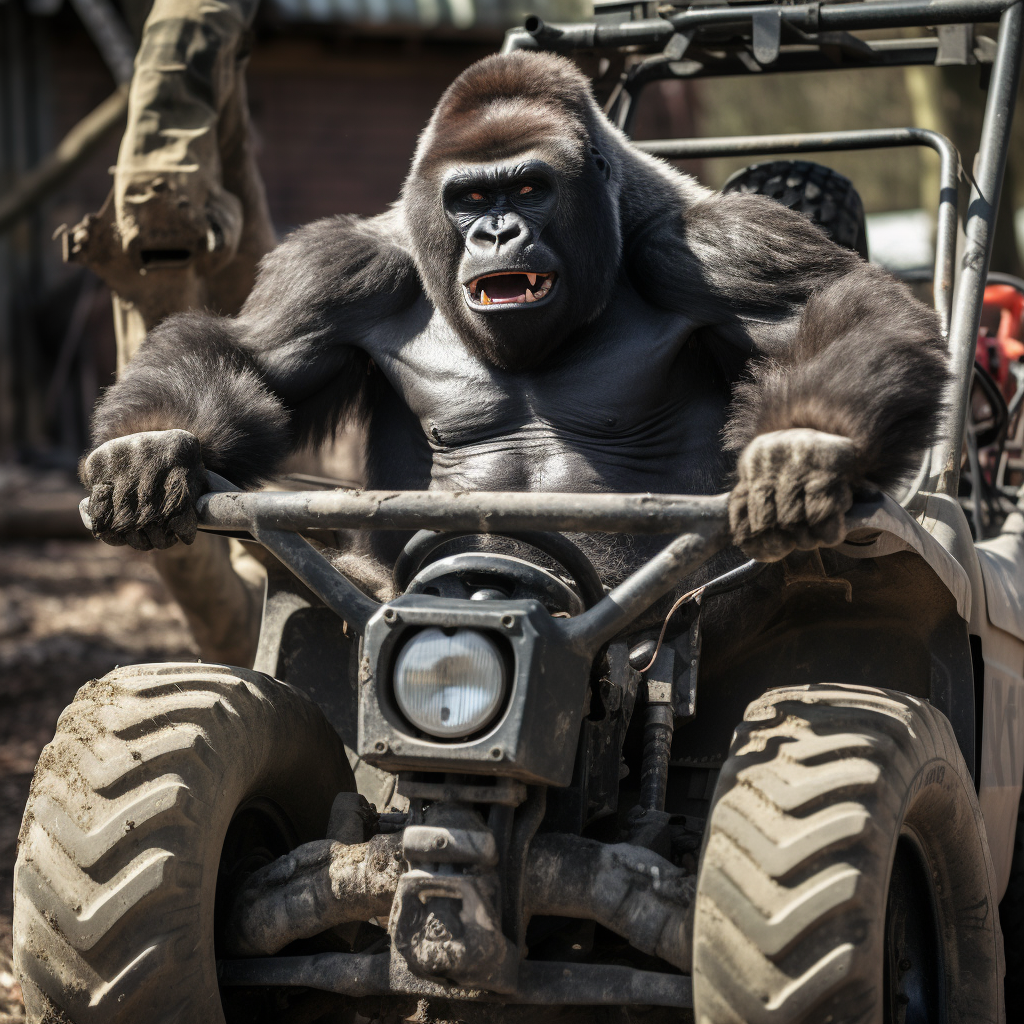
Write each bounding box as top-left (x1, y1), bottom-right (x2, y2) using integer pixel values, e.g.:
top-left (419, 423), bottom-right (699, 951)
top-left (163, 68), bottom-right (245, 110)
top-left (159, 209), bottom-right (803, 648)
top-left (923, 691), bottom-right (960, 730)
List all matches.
top-left (631, 190), bottom-right (948, 558)
top-left (83, 213), bottom-right (419, 548)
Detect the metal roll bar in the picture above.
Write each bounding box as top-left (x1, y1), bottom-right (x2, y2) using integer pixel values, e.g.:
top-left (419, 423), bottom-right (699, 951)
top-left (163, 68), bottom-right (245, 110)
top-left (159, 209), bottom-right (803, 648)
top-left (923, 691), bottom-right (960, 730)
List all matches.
top-left (502, 0), bottom-right (1019, 57)
top-left (935, 0), bottom-right (1024, 496)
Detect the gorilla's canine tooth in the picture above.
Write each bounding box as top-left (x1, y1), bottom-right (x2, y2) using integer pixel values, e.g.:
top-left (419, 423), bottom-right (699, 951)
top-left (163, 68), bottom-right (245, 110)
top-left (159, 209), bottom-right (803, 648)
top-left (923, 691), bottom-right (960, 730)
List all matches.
top-left (525, 291), bottom-right (536, 303)
top-left (527, 273), bottom-right (537, 287)
top-left (481, 290), bottom-right (492, 305)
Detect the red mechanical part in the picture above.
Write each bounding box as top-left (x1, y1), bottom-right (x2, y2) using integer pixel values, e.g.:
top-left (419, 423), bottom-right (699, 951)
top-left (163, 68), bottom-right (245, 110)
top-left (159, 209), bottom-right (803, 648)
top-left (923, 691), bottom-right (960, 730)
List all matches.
top-left (977, 283), bottom-right (1024, 399)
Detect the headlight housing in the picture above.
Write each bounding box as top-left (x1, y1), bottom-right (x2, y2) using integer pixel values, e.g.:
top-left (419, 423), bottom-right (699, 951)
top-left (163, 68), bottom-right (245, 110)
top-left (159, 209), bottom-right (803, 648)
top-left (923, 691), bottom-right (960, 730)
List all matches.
top-left (393, 627), bottom-right (507, 739)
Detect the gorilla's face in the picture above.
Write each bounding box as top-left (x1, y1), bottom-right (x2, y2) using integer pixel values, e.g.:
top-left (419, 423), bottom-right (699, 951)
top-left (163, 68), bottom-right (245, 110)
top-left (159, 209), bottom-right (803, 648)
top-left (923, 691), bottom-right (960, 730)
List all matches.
top-left (444, 159), bottom-right (562, 317)
top-left (404, 55), bottom-right (623, 372)
top-left (422, 147), bottom-right (619, 371)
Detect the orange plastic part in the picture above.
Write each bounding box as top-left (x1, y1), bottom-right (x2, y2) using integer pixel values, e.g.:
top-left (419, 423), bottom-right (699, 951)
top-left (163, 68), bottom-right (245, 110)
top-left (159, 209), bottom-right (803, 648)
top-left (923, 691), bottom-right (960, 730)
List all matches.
top-left (977, 284), bottom-right (1024, 399)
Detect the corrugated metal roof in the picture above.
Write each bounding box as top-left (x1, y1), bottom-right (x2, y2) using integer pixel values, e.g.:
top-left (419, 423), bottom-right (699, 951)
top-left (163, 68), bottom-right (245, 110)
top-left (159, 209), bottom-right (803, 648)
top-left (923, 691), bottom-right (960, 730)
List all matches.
top-left (268, 0), bottom-right (589, 29)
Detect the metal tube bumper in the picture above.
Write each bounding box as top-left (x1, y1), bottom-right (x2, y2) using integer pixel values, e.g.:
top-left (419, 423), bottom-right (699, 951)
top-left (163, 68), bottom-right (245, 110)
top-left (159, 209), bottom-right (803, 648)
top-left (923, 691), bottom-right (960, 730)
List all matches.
top-left (218, 953), bottom-right (693, 1008)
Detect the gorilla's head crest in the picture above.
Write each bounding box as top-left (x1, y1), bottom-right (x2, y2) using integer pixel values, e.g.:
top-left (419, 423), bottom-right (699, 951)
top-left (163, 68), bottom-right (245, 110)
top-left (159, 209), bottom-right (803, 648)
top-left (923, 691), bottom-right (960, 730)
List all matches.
top-left (402, 52), bottom-right (627, 372)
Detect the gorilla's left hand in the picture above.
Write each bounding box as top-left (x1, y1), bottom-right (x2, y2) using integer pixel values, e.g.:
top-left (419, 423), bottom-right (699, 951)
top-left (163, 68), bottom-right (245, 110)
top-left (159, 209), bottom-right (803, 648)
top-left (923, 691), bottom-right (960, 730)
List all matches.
top-left (81, 429), bottom-right (208, 551)
top-left (729, 428), bottom-right (859, 561)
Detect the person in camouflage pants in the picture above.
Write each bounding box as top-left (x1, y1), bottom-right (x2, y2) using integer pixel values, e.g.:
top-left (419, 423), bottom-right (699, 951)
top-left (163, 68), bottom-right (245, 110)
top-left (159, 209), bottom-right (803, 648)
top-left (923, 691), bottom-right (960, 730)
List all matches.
top-left (65, 0), bottom-right (275, 666)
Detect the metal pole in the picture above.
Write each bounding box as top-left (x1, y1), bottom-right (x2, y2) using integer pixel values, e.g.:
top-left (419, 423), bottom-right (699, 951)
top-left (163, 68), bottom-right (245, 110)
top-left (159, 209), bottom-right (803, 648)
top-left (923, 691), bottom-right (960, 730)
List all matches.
top-left (0, 87), bottom-right (129, 236)
top-left (934, 1), bottom-right (1024, 496)
top-left (196, 489), bottom-right (732, 536)
top-left (68, 0), bottom-right (135, 85)
top-left (505, 1), bottom-right (1018, 54)
top-left (817, 0), bottom-right (1013, 30)
top-left (561, 520), bottom-right (731, 652)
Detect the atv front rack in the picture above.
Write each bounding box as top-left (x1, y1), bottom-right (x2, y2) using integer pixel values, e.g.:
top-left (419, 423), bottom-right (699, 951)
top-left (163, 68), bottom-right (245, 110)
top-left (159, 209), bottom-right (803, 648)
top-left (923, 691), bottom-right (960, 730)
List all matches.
top-left (190, 480), bottom-right (969, 632)
top-left (195, 477), bottom-right (733, 640)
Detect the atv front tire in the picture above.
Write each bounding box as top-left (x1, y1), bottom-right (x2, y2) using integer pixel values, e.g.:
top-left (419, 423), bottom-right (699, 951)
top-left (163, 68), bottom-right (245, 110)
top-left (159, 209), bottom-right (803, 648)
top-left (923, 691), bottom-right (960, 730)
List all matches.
top-left (13, 662), bottom-right (354, 1024)
top-left (692, 683), bottom-right (1003, 1024)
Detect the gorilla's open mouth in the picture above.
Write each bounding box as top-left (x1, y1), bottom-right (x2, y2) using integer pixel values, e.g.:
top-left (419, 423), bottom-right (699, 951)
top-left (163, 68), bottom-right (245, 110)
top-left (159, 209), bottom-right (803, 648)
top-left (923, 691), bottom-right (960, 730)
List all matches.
top-left (465, 271), bottom-right (557, 307)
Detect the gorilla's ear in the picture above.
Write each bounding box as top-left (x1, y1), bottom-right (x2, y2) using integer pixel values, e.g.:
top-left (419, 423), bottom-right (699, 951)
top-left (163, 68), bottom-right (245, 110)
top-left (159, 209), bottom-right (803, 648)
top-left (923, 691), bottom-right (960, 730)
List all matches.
top-left (590, 146), bottom-right (612, 181)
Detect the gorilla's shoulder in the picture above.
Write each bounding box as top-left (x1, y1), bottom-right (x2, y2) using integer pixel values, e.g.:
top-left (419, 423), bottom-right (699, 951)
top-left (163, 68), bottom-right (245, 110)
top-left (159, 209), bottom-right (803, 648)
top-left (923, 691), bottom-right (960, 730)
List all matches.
top-left (248, 209), bottom-right (421, 316)
top-left (681, 190), bottom-right (850, 257)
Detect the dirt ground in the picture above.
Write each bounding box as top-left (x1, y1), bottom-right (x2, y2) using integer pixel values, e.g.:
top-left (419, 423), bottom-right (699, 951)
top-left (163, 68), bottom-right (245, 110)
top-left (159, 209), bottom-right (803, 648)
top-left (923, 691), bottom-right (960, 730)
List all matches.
top-left (0, 537), bottom-right (198, 1022)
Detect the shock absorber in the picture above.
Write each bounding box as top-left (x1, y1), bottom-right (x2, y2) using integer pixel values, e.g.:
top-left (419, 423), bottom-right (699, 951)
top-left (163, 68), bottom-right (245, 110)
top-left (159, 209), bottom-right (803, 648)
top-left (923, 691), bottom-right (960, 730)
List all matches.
top-left (639, 646), bottom-right (676, 812)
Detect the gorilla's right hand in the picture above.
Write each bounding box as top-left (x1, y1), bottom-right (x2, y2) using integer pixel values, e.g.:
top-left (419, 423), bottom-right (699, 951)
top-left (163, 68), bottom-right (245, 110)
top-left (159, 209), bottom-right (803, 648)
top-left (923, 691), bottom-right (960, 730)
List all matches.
top-left (81, 429), bottom-right (207, 550)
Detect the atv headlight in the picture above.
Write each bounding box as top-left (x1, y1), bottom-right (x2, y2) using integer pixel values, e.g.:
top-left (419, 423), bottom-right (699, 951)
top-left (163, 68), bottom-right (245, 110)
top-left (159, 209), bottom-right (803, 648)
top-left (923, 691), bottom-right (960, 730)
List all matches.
top-left (393, 628), bottom-right (507, 739)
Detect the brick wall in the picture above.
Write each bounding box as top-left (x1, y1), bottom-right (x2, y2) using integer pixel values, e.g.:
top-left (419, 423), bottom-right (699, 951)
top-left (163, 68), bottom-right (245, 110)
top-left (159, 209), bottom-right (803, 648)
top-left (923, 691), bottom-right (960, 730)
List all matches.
top-left (246, 38), bottom-right (493, 230)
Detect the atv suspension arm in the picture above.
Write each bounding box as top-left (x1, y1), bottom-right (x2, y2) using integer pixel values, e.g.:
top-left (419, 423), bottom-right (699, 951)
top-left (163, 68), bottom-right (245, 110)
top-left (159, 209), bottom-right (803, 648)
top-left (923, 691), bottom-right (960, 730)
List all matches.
top-left (225, 831), bottom-right (695, 969)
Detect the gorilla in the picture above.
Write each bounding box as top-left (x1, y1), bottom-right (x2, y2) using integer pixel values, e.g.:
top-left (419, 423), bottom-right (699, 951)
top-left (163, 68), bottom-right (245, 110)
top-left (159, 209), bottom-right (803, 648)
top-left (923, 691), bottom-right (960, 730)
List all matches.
top-left (81, 50), bottom-right (947, 578)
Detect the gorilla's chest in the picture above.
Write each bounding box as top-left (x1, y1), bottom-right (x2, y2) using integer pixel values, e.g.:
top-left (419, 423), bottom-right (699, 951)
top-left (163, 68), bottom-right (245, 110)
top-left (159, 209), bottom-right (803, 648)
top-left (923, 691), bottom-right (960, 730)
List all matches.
top-left (367, 293), bottom-right (730, 493)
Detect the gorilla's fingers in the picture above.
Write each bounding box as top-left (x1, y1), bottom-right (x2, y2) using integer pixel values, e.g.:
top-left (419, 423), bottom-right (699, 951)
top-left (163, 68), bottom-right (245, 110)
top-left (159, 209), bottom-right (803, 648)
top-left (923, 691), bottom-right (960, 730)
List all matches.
top-left (163, 463), bottom-right (188, 504)
top-left (772, 473), bottom-right (807, 529)
top-left (143, 524), bottom-right (178, 550)
top-left (82, 430), bottom-right (206, 547)
top-left (81, 444), bottom-right (111, 487)
top-left (740, 528), bottom-right (796, 562)
top-left (804, 473), bottom-right (852, 523)
top-left (161, 438), bottom-right (206, 536)
top-left (110, 475), bottom-right (144, 534)
top-left (88, 483), bottom-right (115, 535)
top-left (124, 529), bottom-right (155, 551)
top-left (96, 529), bottom-right (130, 547)
top-left (808, 513), bottom-right (847, 547)
top-left (135, 446), bottom-right (168, 525)
top-left (167, 507), bottom-right (198, 545)
top-left (745, 480), bottom-right (778, 535)
top-left (735, 428), bottom-right (859, 555)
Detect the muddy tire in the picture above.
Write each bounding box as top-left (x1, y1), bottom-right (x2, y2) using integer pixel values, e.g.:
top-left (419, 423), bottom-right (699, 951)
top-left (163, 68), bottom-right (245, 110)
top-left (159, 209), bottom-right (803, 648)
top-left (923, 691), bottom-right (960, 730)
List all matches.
top-left (692, 684), bottom-right (1003, 1024)
top-left (13, 662), bottom-right (354, 1024)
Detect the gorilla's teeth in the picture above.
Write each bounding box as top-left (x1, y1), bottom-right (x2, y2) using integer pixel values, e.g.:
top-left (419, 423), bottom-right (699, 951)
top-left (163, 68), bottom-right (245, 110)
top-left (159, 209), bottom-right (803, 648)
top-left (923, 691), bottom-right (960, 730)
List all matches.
top-left (527, 273), bottom-right (538, 287)
top-left (525, 291), bottom-right (536, 302)
top-left (480, 290), bottom-right (492, 305)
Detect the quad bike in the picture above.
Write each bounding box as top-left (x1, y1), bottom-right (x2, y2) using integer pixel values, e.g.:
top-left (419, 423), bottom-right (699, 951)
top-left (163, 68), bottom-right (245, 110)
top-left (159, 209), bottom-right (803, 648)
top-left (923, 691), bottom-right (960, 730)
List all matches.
top-left (12, 1), bottom-right (1024, 1022)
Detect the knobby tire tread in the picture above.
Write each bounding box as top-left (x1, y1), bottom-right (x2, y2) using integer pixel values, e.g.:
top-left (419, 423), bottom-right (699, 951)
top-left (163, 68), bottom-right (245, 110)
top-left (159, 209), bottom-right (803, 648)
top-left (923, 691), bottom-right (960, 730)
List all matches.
top-left (13, 662), bottom-right (352, 1024)
top-left (692, 683), bottom-right (1002, 1024)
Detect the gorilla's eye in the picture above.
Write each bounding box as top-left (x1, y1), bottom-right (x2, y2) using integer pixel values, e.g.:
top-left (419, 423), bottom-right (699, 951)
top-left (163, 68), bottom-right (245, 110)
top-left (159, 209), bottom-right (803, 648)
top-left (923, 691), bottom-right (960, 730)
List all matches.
top-left (518, 185), bottom-right (533, 194)
top-left (467, 192), bottom-right (485, 202)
